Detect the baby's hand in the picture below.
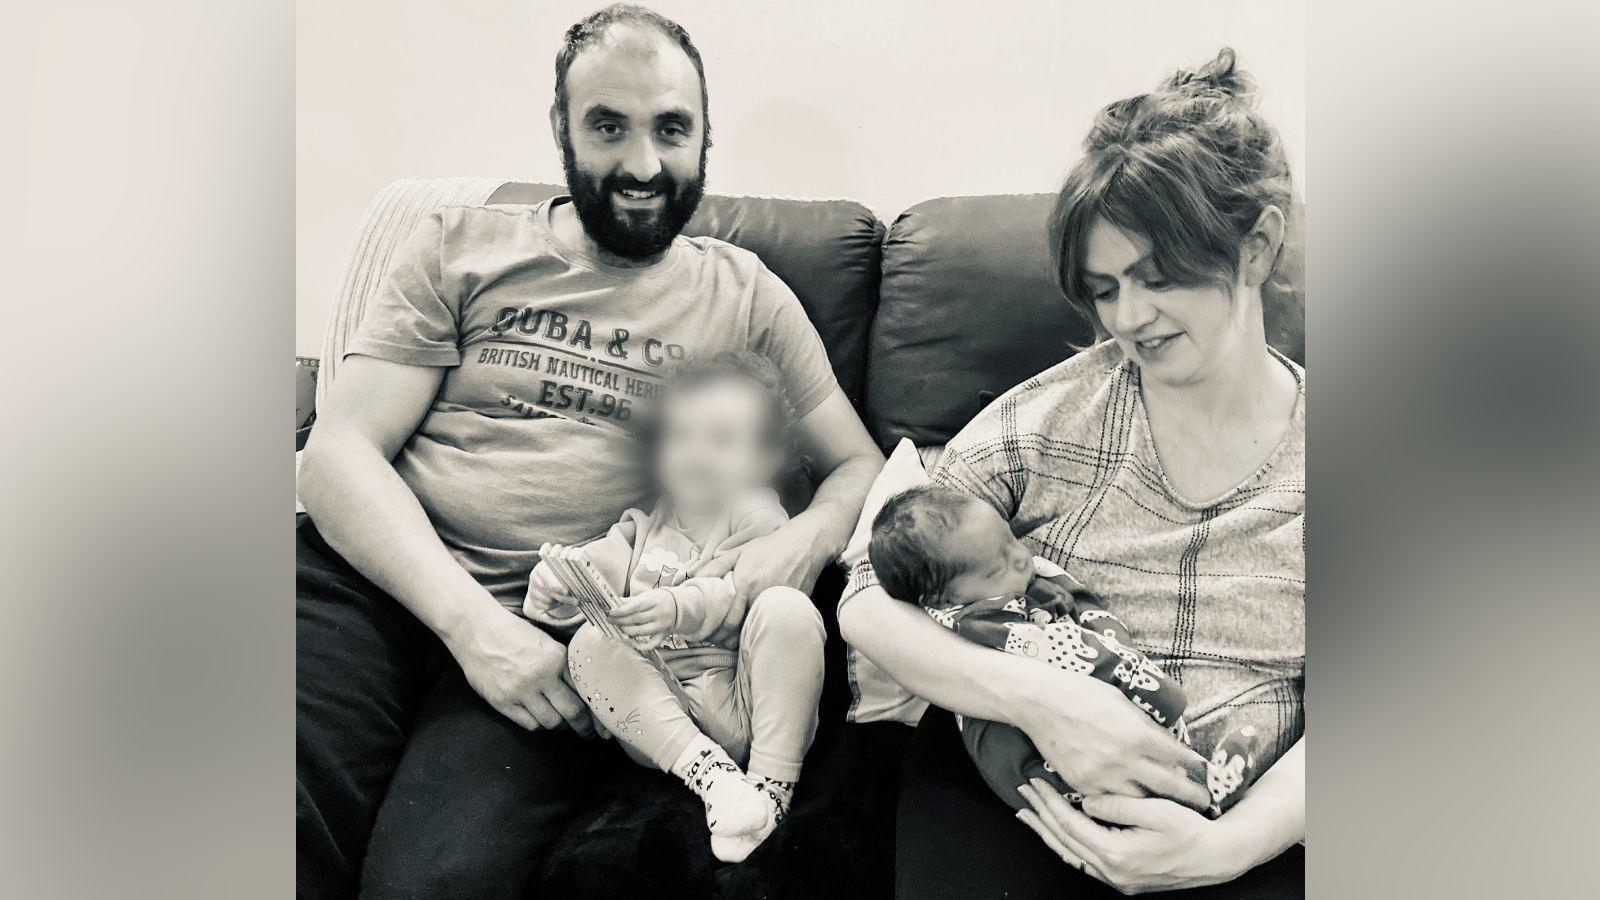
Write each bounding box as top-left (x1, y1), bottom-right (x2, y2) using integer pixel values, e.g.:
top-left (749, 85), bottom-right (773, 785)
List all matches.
top-left (608, 588), bottom-right (677, 651)
top-left (523, 562), bottom-right (581, 624)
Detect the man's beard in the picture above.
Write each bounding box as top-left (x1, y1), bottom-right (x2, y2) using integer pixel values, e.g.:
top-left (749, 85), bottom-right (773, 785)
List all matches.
top-left (561, 131), bottom-right (706, 261)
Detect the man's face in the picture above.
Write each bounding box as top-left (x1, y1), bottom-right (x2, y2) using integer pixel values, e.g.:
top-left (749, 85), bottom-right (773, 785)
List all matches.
top-left (558, 27), bottom-right (707, 260)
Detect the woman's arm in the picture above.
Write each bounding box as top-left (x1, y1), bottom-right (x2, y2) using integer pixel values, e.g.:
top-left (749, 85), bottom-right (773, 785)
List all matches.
top-left (1016, 737), bottom-right (1305, 893)
top-left (839, 585), bottom-right (1211, 809)
top-left (1214, 737), bottom-right (1305, 868)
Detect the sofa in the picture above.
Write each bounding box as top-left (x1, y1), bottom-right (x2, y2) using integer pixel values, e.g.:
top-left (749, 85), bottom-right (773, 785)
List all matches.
top-left (295, 178), bottom-right (1304, 898)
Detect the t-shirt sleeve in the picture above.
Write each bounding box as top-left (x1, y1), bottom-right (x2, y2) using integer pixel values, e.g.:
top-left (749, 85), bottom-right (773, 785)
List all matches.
top-left (928, 412), bottom-right (1025, 522)
top-left (343, 211), bottom-right (463, 368)
top-left (746, 263), bottom-right (839, 418)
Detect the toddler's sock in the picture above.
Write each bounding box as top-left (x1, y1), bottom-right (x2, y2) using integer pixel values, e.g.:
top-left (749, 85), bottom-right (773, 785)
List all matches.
top-left (671, 736), bottom-right (769, 849)
top-left (708, 770), bottom-right (797, 863)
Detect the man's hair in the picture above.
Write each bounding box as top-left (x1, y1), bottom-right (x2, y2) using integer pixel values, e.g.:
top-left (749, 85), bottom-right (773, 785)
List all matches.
top-left (868, 485), bottom-right (974, 605)
top-left (1047, 47), bottom-right (1292, 343)
top-left (553, 4), bottom-right (711, 147)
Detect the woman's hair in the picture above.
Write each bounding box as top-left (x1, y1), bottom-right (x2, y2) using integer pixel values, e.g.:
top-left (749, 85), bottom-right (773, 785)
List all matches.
top-left (1047, 47), bottom-right (1293, 338)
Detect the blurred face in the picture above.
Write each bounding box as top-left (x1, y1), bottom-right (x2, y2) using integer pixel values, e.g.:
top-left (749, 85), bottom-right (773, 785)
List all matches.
top-left (1083, 217), bottom-right (1251, 387)
top-left (557, 27), bottom-right (707, 260)
top-left (936, 498), bottom-right (1035, 603)
top-left (655, 379), bottom-right (782, 517)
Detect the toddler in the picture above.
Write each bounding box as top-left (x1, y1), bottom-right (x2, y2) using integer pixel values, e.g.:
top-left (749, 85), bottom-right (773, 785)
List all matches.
top-left (524, 351), bottom-right (825, 863)
top-left (868, 484), bottom-right (1260, 818)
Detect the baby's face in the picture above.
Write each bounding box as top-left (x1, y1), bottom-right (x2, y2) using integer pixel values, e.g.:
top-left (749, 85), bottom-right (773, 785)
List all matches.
top-left (654, 380), bottom-right (782, 517)
top-left (933, 498), bottom-right (1036, 604)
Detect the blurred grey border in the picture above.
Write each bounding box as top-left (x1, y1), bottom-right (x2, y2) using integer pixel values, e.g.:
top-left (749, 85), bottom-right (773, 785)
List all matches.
top-left (4, 2), bottom-right (1598, 898)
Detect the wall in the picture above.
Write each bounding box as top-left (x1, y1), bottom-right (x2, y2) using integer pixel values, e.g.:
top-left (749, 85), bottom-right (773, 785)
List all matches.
top-left (297, 0), bottom-right (1305, 355)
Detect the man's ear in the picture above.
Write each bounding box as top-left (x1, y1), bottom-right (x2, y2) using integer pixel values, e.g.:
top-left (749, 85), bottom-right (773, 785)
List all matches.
top-left (1242, 205), bottom-right (1287, 288)
top-left (548, 102), bottom-right (564, 153)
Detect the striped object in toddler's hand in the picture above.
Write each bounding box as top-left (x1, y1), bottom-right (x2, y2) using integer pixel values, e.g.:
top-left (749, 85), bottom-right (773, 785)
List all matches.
top-left (537, 542), bottom-right (628, 641)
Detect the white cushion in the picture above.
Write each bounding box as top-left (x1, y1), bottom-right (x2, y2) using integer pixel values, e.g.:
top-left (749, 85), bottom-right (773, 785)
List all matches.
top-left (838, 437), bottom-right (930, 569)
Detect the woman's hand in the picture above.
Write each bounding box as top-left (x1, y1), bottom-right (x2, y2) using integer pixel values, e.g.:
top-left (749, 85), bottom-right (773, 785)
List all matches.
top-left (1014, 671), bottom-right (1212, 811)
top-left (1017, 778), bottom-right (1248, 894)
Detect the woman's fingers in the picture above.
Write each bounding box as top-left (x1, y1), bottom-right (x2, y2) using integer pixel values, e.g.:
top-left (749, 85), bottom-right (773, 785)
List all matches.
top-left (1135, 759), bottom-right (1212, 812)
top-left (1024, 779), bottom-right (1118, 857)
top-left (547, 675), bottom-right (593, 736)
top-left (1080, 794), bottom-right (1175, 829)
top-left (498, 702), bottom-right (542, 732)
top-left (1018, 809), bottom-right (1091, 872)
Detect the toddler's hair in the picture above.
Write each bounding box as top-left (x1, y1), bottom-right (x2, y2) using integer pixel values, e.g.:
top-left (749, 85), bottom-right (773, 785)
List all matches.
top-left (663, 349), bottom-right (798, 454)
top-left (868, 484), bottom-right (974, 605)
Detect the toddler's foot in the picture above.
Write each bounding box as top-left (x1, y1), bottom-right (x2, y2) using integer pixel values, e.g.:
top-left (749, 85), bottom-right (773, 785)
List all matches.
top-left (671, 737), bottom-right (768, 851)
top-left (708, 771), bottom-right (797, 863)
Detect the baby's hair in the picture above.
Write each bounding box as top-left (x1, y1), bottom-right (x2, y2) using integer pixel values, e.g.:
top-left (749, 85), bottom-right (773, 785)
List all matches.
top-left (662, 349), bottom-right (800, 464)
top-left (1047, 47), bottom-right (1294, 343)
top-left (868, 484), bottom-right (974, 606)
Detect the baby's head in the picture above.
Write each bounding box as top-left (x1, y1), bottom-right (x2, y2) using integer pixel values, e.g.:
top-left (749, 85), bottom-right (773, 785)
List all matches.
top-left (653, 350), bottom-right (794, 517)
top-left (868, 485), bottom-right (1035, 608)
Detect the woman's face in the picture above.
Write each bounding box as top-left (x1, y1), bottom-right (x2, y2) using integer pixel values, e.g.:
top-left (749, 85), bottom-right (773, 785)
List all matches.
top-left (1082, 217), bottom-right (1251, 387)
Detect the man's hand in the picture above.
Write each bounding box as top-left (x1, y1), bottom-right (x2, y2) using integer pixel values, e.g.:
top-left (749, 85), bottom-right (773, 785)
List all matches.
top-left (731, 517), bottom-right (828, 600)
top-left (607, 588), bottom-right (677, 650)
top-left (448, 605), bottom-right (594, 735)
top-left (1016, 669), bottom-right (1212, 812)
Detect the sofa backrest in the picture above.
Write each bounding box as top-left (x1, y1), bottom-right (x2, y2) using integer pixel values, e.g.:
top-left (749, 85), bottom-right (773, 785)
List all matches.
top-left (487, 183), bottom-right (885, 405)
top-left (866, 194), bottom-right (1306, 451)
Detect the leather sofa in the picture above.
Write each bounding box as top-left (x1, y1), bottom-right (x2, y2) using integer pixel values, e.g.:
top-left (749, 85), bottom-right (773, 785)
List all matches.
top-left (295, 179), bottom-right (1304, 897)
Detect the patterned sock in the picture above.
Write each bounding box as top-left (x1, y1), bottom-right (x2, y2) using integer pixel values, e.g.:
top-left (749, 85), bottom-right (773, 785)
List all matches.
top-left (707, 771), bottom-right (796, 863)
top-left (670, 737), bottom-right (768, 843)
top-left (747, 771), bottom-right (797, 824)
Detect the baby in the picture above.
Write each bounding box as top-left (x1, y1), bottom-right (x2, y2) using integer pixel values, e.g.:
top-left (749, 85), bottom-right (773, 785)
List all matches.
top-left (868, 484), bottom-right (1260, 818)
top-left (524, 351), bottom-right (825, 863)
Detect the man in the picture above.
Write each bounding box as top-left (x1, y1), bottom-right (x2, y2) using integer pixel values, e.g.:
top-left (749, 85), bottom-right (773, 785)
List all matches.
top-left (295, 5), bottom-right (883, 898)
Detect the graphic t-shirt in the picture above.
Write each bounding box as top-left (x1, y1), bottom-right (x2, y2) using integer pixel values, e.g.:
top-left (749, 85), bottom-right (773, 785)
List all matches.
top-left (344, 198), bottom-right (838, 613)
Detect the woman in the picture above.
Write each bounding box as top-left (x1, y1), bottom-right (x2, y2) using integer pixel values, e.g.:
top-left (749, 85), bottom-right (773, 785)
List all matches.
top-left (838, 48), bottom-right (1304, 897)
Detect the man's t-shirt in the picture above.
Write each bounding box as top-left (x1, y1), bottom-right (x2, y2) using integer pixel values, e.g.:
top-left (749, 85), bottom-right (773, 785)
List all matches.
top-left (344, 198), bottom-right (838, 612)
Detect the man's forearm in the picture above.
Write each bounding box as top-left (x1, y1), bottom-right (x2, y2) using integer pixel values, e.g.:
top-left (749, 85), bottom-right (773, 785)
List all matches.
top-left (299, 432), bottom-right (500, 646)
top-left (791, 450), bottom-right (882, 561)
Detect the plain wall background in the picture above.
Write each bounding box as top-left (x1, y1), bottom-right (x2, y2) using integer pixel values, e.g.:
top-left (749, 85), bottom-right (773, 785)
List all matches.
top-left (297, 0), bottom-right (1305, 356)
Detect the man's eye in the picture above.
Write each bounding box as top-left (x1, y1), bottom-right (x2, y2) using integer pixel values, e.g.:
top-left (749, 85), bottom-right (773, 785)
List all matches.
top-left (659, 125), bottom-right (686, 139)
top-left (595, 122), bottom-right (622, 136)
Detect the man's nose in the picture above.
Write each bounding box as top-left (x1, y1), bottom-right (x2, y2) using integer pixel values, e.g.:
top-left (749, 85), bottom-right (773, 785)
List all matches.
top-left (619, 134), bottom-right (662, 184)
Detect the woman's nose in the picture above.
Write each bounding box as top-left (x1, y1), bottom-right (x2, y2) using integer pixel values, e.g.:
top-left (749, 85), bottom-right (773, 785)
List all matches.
top-left (1114, 286), bottom-right (1158, 335)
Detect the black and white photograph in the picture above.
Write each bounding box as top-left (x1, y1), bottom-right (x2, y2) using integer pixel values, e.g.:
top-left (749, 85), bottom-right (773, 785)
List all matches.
top-left (294, 3), bottom-right (1303, 897)
top-left (9, 2), bottom-right (1600, 899)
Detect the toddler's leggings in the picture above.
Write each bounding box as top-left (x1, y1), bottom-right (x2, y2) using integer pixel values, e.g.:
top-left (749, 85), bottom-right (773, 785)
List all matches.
top-left (567, 585), bottom-right (825, 781)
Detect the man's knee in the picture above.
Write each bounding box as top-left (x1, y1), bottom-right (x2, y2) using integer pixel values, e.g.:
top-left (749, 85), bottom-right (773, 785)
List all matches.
top-left (747, 585), bottom-right (825, 643)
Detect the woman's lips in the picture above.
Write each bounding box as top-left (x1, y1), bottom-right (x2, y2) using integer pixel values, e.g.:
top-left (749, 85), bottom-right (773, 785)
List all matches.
top-left (1134, 333), bottom-right (1181, 358)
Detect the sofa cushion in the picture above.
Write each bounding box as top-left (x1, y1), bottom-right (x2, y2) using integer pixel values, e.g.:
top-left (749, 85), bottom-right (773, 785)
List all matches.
top-left (489, 183), bottom-right (884, 404)
top-left (865, 194), bottom-right (1306, 451)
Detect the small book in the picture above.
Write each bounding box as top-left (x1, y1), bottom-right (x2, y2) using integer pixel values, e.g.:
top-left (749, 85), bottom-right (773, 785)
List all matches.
top-left (538, 542), bottom-right (629, 641)
top-left (537, 542), bottom-right (691, 705)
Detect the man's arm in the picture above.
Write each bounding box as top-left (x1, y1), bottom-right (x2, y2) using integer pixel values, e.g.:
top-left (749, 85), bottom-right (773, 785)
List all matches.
top-left (731, 387), bottom-right (884, 596)
top-left (838, 583), bottom-right (1212, 811)
top-left (298, 354), bottom-right (591, 734)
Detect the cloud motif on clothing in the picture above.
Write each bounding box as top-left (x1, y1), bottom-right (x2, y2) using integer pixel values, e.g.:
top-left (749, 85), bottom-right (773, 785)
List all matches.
top-left (639, 546), bottom-right (683, 574)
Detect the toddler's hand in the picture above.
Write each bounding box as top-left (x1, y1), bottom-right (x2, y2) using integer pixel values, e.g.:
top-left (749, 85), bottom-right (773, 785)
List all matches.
top-left (524, 562), bottom-right (581, 624)
top-left (608, 588), bottom-right (677, 651)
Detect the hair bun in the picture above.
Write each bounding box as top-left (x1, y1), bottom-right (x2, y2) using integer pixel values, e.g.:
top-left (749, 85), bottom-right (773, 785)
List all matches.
top-left (1164, 47), bottom-right (1254, 102)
